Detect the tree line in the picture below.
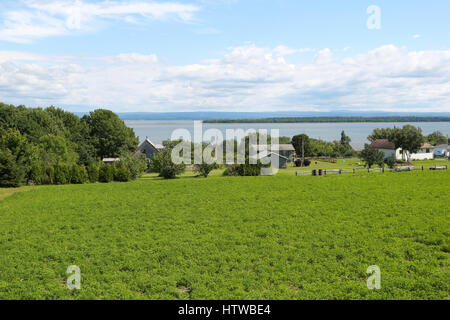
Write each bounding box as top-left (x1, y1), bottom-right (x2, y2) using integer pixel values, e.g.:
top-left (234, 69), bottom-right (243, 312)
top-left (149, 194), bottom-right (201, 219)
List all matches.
top-left (0, 103), bottom-right (147, 187)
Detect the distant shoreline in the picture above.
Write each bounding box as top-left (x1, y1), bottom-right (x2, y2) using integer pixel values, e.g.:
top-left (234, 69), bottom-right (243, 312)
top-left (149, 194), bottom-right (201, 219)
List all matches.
top-left (203, 116), bottom-right (450, 124)
top-left (125, 118), bottom-right (450, 125)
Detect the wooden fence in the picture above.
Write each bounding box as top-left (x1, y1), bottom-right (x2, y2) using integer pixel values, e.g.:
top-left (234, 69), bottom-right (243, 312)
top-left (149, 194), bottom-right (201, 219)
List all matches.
top-left (295, 165), bottom-right (448, 176)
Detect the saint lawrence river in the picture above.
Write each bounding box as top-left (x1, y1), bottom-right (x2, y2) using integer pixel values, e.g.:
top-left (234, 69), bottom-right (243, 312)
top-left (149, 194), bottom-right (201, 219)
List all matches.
top-left (125, 121), bottom-right (450, 150)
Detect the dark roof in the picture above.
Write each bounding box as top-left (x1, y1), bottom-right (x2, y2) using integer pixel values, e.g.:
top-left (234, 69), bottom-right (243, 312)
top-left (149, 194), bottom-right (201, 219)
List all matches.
top-left (370, 139), bottom-right (396, 150)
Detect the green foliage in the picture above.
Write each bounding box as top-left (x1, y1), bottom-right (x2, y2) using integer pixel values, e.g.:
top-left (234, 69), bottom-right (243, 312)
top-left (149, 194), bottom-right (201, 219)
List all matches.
top-left (87, 163), bottom-right (100, 183)
top-left (99, 163), bottom-right (114, 183)
top-left (385, 156), bottom-right (397, 169)
top-left (119, 152), bottom-right (147, 180)
top-left (83, 109), bottom-right (138, 159)
top-left (0, 104), bottom-right (142, 187)
top-left (360, 144), bottom-right (385, 168)
top-left (0, 172), bottom-right (448, 299)
top-left (0, 148), bottom-right (26, 187)
top-left (292, 134), bottom-right (311, 157)
top-left (426, 131), bottom-right (447, 146)
top-left (194, 162), bottom-right (218, 178)
top-left (41, 166), bottom-right (55, 185)
top-left (54, 164), bottom-right (69, 185)
top-left (150, 146), bottom-right (185, 179)
top-left (114, 162), bottom-right (131, 182)
top-left (69, 164), bottom-right (88, 184)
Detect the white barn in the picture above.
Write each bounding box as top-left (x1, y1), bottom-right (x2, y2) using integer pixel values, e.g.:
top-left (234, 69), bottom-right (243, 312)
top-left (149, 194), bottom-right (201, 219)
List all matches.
top-left (371, 139), bottom-right (435, 161)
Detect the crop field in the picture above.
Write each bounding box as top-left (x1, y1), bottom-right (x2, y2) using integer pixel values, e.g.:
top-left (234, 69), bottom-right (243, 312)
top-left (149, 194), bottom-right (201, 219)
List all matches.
top-left (0, 171), bottom-right (449, 299)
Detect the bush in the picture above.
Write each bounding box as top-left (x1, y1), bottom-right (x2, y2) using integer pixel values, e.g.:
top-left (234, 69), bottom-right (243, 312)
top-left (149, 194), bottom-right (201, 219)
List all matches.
top-left (223, 162), bottom-right (262, 176)
top-left (28, 163), bottom-right (42, 185)
top-left (99, 163), bottom-right (114, 183)
top-left (114, 162), bottom-right (131, 182)
top-left (54, 164), bottom-right (69, 185)
top-left (87, 163), bottom-right (99, 183)
top-left (0, 148), bottom-right (26, 187)
top-left (385, 156), bottom-right (396, 169)
top-left (41, 166), bottom-right (55, 185)
top-left (119, 152), bottom-right (147, 180)
top-left (151, 148), bottom-right (185, 179)
top-left (69, 164), bottom-right (88, 184)
top-left (223, 165), bottom-right (240, 176)
top-left (295, 159), bottom-right (311, 167)
top-left (194, 162), bottom-right (218, 178)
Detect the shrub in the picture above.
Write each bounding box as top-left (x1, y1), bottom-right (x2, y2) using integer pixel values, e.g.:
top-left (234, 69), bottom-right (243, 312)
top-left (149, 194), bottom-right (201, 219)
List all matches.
top-left (119, 152), bottom-right (147, 180)
top-left (151, 148), bottom-right (185, 179)
top-left (54, 164), bottom-right (69, 185)
top-left (69, 164), bottom-right (87, 184)
top-left (41, 166), bottom-right (55, 185)
top-left (385, 156), bottom-right (396, 169)
top-left (223, 165), bottom-right (240, 176)
top-left (99, 163), bottom-right (114, 183)
top-left (194, 162), bottom-right (218, 178)
top-left (28, 163), bottom-right (42, 185)
top-left (114, 162), bottom-right (131, 182)
top-left (87, 163), bottom-right (99, 183)
top-left (0, 148), bottom-right (26, 187)
top-left (295, 159), bottom-right (311, 167)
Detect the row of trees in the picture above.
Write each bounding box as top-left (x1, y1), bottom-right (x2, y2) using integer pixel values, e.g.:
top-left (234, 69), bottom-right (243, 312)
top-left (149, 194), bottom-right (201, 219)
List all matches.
top-left (291, 131), bottom-right (356, 162)
top-left (0, 103), bottom-right (147, 187)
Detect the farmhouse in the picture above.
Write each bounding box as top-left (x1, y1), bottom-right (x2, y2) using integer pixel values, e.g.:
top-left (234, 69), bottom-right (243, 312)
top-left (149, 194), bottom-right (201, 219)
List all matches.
top-left (250, 152), bottom-right (289, 169)
top-left (135, 138), bottom-right (164, 161)
top-left (252, 144), bottom-right (295, 161)
top-left (434, 144), bottom-right (450, 157)
top-left (370, 139), bottom-right (435, 160)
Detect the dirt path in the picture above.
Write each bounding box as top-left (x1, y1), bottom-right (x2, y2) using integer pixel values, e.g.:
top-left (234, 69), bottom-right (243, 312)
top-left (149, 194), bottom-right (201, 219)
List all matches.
top-left (0, 186), bottom-right (32, 201)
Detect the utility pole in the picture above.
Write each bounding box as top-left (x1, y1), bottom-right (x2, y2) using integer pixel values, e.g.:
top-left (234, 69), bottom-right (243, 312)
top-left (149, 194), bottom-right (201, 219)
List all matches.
top-left (301, 137), bottom-right (305, 167)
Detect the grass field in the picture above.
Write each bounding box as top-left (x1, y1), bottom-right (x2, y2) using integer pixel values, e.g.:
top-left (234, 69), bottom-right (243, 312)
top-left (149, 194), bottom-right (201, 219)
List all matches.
top-left (0, 170), bottom-right (449, 299)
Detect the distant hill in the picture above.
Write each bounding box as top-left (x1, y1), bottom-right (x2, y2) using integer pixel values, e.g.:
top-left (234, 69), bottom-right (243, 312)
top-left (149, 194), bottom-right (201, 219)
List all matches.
top-left (73, 111), bottom-right (450, 121)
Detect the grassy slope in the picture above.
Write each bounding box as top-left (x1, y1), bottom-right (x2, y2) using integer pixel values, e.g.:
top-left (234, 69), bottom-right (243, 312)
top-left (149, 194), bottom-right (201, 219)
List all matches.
top-left (0, 172), bottom-right (449, 300)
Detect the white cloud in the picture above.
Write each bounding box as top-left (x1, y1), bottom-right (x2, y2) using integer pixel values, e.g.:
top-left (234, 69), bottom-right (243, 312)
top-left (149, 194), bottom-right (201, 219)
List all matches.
top-left (1, 44), bottom-right (450, 112)
top-left (314, 48), bottom-right (333, 65)
top-left (413, 34), bottom-right (421, 39)
top-left (0, 0), bottom-right (201, 43)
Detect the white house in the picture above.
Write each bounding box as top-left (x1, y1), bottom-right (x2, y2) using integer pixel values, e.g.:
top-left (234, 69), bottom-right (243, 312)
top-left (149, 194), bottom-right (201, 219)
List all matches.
top-left (370, 139), bottom-right (435, 160)
top-left (434, 144), bottom-right (450, 157)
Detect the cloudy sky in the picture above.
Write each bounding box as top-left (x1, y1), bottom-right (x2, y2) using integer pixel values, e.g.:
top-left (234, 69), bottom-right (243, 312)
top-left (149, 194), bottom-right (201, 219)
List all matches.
top-left (1, 0), bottom-right (450, 112)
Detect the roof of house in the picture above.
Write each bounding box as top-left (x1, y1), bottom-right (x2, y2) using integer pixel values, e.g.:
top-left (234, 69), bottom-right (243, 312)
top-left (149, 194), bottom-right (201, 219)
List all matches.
top-left (255, 144), bottom-right (295, 151)
top-left (102, 158), bottom-right (120, 162)
top-left (435, 144), bottom-right (450, 149)
top-left (137, 138), bottom-right (164, 151)
top-left (421, 142), bottom-right (435, 149)
top-left (371, 139), bottom-right (436, 150)
top-left (250, 152), bottom-right (289, 160)
top-left (370, 139), bottom-right (396, 150)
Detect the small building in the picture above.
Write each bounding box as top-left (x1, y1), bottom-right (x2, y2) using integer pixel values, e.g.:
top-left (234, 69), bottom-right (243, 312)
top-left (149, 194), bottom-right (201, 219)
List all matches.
top-left (252, 144), bottom-right (295, 162)
top-left (250, 152), bottom-right (289, 169)
top-left (135, 138), bottom-right (164, 161)
top-left (102, 158), bottom-right (120, 164)
top-left (370, 139), bottom-right (435, 160)
top-left (434, 144), bottom-right (450, 157)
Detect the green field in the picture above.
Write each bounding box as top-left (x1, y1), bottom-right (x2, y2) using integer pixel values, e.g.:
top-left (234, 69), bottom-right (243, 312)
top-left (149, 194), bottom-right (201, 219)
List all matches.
top-left (0, 170), bottom-right (449, 299)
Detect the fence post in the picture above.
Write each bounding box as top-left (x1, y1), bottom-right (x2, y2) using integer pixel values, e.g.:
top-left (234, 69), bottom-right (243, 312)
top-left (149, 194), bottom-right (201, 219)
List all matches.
top-left (368, 168), bottom-right (370, 173)
top-left (422, 166), bottom-right (424, 171)
top-left (353, 169), bottom-right (355, 174)
top-left (296, 171), bottom-right (298, 176)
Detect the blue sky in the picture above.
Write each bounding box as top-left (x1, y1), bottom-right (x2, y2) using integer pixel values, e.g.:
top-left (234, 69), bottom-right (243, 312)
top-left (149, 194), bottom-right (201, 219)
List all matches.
top-left (1, 0), bottom-right (450, 112)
